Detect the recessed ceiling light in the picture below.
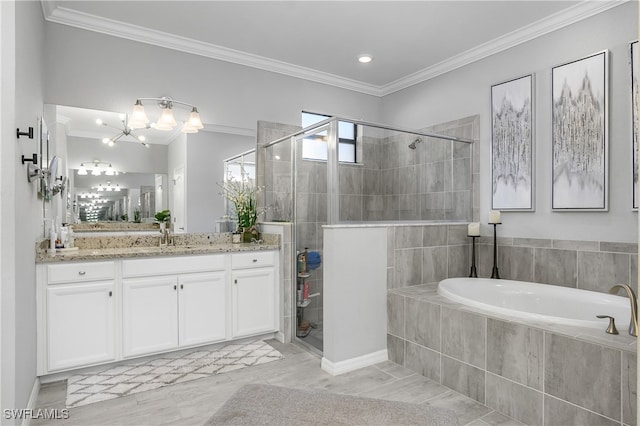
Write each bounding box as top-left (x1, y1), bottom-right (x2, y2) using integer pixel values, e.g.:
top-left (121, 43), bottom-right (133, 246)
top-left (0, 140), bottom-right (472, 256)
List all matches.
top-left (358, 54), bottom-right (373, 64)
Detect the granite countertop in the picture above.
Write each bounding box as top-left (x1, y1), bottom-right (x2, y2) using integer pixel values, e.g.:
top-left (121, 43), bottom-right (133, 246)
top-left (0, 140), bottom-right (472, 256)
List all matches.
top-left (36, 232), bottom-right (279, 263)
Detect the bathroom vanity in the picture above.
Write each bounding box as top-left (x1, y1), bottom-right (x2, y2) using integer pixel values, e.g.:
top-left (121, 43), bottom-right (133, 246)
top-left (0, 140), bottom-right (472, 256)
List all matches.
top-left (35, 234), bottom-right (279, 377)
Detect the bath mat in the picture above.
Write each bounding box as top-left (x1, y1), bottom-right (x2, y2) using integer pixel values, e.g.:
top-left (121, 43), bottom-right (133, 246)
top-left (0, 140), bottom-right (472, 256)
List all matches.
top-left (65, 340), bottom-right (283, 408)
top-left (206, 383), bottom-right (459, 425)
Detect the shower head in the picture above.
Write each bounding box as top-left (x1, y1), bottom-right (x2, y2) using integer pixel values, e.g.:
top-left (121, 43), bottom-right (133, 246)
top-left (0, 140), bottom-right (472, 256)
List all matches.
top-left (408, 138), bottom-right (422, 149)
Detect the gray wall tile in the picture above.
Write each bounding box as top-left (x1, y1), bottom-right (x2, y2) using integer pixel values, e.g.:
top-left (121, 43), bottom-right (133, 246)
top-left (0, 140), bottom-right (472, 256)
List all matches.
top-left (534, 248), bottom-right (577, 287)
top-left (423, 247), bottom-right (448, 284)
top-left (487, 319), bottom-right (543, 390)
top-left (545, 333), bottom-right (621, 420)
top-left (423, 225), bottom-right (448, 247)
top-left (387, 334), bottom-right (404, 365)
top-left (447, 224), bottom-right (470, 245)
top-left (623, 351), bottom-right (637, 426)
top-left (600, 242), bottom-right (638, 254)
top-left (405, 298), bottom-right (440, 351)
top-left (578, 251), bottom-right (630, 293)
top-left (404, 341), bottom-right (440, 382)
top-left (395, 248), bottom-right (422, 286)
top-left (441, 355), bottom-right (485, 403)
top-left (396, 226), bottom-right (423, 249)
top-left (513, 238), bottom-right (552, 248)
top-left (441, 307), bottom-right (486, 368)
top-left (552, 239), bottom-right (600, 251)
top-left (448, 245), bottom-right (471, 278)
top-left (387, 293), bottom-right (404, 338)
top-left (452, 158), bottom-right (471, 191)
top-left (544, 395), bottom-right (619, 426)
top-left (485, 373), bottom-right (543, 426)
top-left (498, 246), bottom-right (534, 282)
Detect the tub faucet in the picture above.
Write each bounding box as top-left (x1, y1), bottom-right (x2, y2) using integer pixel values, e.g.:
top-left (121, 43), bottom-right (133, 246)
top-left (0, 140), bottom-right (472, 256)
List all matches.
top-left (609, 284), bottom-right (638, 337)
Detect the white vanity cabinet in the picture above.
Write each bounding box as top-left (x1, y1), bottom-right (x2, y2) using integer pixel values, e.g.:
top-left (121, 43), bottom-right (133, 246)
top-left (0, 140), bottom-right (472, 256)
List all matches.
top-left (37, 249), bottom-right (278, 376)
top-left (122, 255), bottom-right (227, 358)
top-left (231, 252), bottom-right (276, 337)
top-left (41, 262), bottom-right (116, 372)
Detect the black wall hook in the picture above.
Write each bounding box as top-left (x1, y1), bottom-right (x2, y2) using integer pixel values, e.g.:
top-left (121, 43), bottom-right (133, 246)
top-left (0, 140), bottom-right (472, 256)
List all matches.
top-left (16, 127), bottom-right (34, 139)
top-left (21, 153), bottom-right (37, 164)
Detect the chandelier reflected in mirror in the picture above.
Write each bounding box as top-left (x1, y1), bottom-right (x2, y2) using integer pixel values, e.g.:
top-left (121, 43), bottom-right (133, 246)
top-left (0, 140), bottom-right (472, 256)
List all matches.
top-left (128, 97), bottom-right (204, 134)
top-left (96, 115), bottom-right (149, 148)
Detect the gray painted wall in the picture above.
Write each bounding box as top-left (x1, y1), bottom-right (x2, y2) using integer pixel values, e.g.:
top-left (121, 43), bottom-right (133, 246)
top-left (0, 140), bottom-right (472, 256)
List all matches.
top-left (2, 0), bottom-right (46, 416)
top-left (382, 2), bottom-right (639, 243)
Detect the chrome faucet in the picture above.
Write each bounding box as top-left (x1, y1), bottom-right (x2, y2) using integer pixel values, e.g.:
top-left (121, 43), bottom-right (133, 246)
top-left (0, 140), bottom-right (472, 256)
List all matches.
top-left (609, 284), bottom-right (638, 337)
top-left (159, 228), bottom-right (173, 246)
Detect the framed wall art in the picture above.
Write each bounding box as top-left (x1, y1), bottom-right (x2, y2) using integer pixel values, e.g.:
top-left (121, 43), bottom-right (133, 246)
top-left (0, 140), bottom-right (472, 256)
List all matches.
top-left (491, 74), bottom-right (534, 210)
top-left (552, 50), bottom-right (608, 211)
top-left (631, 41), bottom-right (639, 209)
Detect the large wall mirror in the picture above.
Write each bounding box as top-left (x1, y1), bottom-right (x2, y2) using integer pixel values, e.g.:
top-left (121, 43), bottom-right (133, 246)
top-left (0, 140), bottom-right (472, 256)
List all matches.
top-left (43, 104), bottom-right (257, 233)
top-left (44, 104), bottom-right (171, 227)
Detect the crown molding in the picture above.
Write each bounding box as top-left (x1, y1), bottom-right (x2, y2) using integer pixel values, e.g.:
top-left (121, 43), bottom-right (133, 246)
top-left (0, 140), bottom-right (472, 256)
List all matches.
top-left (42, 0), bottom-right (628, 98)
top-left (202, 124), bottom-right (256, 138)
top-left (379, 0), bottom-right (629, 96)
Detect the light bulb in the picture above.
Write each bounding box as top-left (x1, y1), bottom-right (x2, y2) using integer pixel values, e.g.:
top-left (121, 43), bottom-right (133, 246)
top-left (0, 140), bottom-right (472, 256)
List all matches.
top-left (129, 100), bottom-right (149, 129)
top-left (78, 164), bottom-right (87, 175)
top-left (92, 165), bottom-right (101, 176)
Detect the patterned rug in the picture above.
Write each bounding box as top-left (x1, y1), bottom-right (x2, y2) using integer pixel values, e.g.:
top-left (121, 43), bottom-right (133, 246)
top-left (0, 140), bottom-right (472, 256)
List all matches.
top-left (65, 340), bottom-right (283, 408)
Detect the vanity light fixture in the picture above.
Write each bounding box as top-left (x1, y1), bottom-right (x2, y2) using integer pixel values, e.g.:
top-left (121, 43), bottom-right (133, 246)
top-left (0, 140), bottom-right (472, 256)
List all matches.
top-left (78, 161), bottom-right (119, 176)
top-left (96, 115), bottom-right (149, 147)
top-left (128, 97), bottom-right (203, 133)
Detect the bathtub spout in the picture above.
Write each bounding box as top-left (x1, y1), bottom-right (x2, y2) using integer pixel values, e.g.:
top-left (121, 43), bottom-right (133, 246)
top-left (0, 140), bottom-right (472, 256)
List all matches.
top-left (609, 284), bottom-right (638, 337)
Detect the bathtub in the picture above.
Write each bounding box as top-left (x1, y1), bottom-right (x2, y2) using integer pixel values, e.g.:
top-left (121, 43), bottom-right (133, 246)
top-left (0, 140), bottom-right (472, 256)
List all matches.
top-left (437, 277), bottom-right (632, 330)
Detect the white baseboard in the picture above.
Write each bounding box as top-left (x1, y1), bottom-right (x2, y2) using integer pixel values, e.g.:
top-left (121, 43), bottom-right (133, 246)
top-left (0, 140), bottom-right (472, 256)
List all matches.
top-left (22, 377), bottom-right (40, 426)
top-left (320, 349), bottom-right (388, 376)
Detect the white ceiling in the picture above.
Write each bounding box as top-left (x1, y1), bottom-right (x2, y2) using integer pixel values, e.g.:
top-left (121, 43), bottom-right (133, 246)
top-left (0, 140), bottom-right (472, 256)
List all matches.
top-left (42, 0), bottom-right (627, 96)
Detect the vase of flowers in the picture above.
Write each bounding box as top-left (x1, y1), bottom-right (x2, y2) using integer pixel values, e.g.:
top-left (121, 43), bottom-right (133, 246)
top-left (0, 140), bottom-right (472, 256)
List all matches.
top-left (219, 169), bottom-right (265, 243)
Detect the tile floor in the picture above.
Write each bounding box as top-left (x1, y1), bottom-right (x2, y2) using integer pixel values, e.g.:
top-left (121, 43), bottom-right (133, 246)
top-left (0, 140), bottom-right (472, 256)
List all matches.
top-left (33, 340), bottom-right (523, 426)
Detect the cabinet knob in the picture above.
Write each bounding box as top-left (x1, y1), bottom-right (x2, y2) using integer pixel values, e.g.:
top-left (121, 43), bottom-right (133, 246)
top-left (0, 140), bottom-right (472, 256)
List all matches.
top-left (180, 284), bottom-right (184, 290)
top-left (78, 271), bottom-right (86, 276)
top-left (174, 285), bottom-right (177, 290)
top-left (234, 279), bottom-right (238, 284)
top-left (108, 291), bottom-right (112, 297)
top-left (253, 259), bottom-right (258, 263)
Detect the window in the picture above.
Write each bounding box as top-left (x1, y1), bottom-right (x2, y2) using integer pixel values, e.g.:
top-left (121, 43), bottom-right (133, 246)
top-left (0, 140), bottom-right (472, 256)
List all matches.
top-left (301, 112), bottom-right (357, 163)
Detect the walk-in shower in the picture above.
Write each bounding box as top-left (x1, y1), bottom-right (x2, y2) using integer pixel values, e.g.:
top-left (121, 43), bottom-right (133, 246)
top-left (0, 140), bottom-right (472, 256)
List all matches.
top-left (259, 117), bottom-right (474, 354)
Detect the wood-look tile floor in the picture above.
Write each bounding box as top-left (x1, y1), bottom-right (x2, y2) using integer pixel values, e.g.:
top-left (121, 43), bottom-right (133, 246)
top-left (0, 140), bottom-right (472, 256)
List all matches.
top-left (33, 340), bottom-right (523, 426)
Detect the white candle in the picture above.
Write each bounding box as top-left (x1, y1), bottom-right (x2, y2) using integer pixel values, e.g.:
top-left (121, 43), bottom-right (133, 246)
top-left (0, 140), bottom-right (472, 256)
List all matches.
top-left (467, 222), bottom-right (480, 236)
top-left (489, 210), bottom-right (501, 224)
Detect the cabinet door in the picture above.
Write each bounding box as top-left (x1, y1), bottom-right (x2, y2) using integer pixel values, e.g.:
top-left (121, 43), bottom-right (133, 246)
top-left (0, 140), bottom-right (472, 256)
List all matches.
top-left (178, 271), bottom-right (227, 347)
top-left (47, 281), bottom-right (115, 371)
top-left (231, 267), bottom-right (276, 337)
top-left (123, 276), bottom-right (178, 357)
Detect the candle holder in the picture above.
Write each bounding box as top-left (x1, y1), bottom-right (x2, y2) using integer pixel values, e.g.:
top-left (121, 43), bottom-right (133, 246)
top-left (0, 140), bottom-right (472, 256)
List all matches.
top-left (468, 235), bottom-right (478, 278)
top-left (489, 222), bottom-right (502, 279)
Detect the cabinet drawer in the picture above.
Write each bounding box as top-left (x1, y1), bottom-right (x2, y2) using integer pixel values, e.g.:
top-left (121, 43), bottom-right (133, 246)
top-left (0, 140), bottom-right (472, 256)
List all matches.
top-left (123, 254), bottom-right (225, 277)
top-left (231, 251), bottom-right (275, 269)
top-left (47, 261), bottom-right (115, 284)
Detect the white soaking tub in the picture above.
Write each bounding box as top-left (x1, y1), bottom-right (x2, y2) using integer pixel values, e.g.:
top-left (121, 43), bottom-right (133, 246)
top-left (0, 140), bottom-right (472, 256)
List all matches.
top-left (437, 277), bottom-right (632, 330)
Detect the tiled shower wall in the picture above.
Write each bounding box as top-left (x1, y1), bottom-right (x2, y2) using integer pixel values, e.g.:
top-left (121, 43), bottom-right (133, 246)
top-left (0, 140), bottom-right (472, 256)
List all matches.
top-left (342, 115), bottom-right (479, 222)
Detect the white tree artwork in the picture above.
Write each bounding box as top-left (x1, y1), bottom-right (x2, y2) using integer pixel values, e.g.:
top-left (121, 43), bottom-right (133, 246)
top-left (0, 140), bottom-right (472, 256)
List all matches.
top-left (552, 51), bottom-right (608, 210)
top-left (491, 75), bottom-right (533, 210)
